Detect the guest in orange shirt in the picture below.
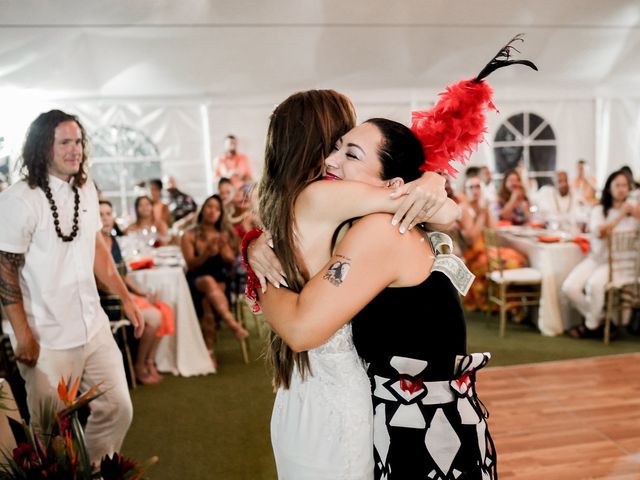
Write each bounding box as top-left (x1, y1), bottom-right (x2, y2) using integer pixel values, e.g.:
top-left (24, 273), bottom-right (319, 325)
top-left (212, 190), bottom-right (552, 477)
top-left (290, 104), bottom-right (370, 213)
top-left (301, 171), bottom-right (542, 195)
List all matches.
top-left (212, 134), bottom-right (253, 188)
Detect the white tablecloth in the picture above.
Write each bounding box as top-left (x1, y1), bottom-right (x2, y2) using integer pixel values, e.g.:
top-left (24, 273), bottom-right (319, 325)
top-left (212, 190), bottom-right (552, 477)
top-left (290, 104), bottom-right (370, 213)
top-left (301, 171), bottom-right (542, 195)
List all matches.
top-left (498, 233), bottom-right (585, 336)
top-left (129, 266), bottom-right (216, 376)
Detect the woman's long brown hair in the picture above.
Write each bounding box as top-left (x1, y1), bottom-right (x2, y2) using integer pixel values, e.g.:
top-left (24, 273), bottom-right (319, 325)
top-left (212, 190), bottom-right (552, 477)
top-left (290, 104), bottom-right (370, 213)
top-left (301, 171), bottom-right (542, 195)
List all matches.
top-left (258, 90), bottom-right (356, 389)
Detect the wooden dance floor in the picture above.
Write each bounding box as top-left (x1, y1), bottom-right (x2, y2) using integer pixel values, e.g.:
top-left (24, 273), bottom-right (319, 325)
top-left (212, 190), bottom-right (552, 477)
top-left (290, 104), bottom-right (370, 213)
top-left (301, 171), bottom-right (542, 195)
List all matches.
top-left (477, 353), bottom-right (640, 479)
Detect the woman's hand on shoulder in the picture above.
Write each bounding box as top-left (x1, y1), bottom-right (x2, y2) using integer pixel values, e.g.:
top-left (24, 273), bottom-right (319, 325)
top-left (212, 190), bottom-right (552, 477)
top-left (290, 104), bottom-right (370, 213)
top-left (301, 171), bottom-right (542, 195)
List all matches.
top-left (389, 172), bottom-right (447, 232)
top-left (247, 232), bottom-right (287, 292)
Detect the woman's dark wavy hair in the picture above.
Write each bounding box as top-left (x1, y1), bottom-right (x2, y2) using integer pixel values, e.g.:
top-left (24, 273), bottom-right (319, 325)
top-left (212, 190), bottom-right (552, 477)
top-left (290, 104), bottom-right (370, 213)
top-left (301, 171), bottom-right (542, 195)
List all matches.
top-left (134, 195), bottom-right (154, 223)
top-left (601, 169), bottom-right (631, 218)
top-left (195, 194), bottom-right (239, 249)
top-left (197, 194), bottom-right (225, 231)
top-left (20, 110), bottom-right (89, 189)
top-left (259, 89), bottom-right (356, 389)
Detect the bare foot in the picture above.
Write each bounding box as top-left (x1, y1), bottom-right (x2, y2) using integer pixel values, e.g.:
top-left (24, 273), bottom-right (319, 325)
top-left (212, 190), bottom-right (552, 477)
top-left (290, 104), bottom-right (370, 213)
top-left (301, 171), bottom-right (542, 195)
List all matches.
top-left (135, 366), bottom-right (161, 385)
top-left (146, 360), bottom-right (164, 382)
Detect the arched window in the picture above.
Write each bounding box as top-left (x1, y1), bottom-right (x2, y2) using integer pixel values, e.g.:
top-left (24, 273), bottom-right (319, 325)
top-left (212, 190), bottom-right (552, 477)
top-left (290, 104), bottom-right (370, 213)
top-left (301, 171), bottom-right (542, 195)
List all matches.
top-left (90, 126), bottom-right (161, 217)
top-left (493, 112), bottom-right (557, 188)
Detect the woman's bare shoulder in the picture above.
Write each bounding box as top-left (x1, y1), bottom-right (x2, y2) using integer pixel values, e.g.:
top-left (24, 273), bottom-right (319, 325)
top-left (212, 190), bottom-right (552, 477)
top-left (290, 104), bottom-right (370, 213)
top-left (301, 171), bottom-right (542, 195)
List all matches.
top-left (297, 181), bottom-right (335, 205)
top-left (342, 213), bottom-right (407, 246)
top-left (182, 226), bottom-right (197, 240)
top-left (299, 180), bottom-right (368, 204)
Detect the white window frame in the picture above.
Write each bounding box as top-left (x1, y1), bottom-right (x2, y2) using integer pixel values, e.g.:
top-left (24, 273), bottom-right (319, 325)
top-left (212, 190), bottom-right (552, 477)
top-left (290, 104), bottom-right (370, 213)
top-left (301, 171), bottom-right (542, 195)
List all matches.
top-left (493, 112), bottom-right (557, 183)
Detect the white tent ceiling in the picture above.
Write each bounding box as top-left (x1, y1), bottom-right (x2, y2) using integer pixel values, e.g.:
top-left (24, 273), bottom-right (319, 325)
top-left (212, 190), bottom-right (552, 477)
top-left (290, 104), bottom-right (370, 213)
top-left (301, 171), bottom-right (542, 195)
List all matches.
top-left (1, 0), bottom-right (640, 101)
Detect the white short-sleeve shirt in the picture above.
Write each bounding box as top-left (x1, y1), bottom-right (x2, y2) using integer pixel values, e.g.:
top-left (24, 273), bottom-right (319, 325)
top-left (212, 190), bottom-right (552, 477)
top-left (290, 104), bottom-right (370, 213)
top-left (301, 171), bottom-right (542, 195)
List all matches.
top-left (0, 175), bottom-right (107, 349)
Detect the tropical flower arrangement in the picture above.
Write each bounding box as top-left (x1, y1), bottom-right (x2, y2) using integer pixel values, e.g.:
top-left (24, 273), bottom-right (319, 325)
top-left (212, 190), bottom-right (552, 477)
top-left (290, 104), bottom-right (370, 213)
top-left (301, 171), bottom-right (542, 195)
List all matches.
top-left (0, 378), bottom-right (157, 479)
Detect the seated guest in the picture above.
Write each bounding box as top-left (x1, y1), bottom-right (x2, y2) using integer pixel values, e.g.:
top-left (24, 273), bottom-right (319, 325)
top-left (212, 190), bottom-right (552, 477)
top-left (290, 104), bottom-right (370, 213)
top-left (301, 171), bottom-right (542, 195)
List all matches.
top-left (181, 195), bottom-right (249, 352)
top-left (217, 177), bottom-right (236, 214)
top-left (571, 159), bottom-right (598, 206)
top-left (480, 165), bottom-right (497, 207)
top-left (562, 170), bottom-right (640, 338)
top-left (534, 170), bottom-right (586, 231)
top-left (454, 166), bottom-right (480, 204)
top-left (228, 182), bottom-right (259, 239)
top-left (166, 176), bottom-right (198, 223)
top-left (495, 169), bottom-right (531, 225)
top-left (460, 174), bottom-right (527, 311)
top-left (149, 178), bottom-right (171, 226)
top-left (435, 171), bottom-right (465, 257)
top-left (125, 195), bottom-right (170, 245)
top-left (99, 200), bottom-right (175, 384)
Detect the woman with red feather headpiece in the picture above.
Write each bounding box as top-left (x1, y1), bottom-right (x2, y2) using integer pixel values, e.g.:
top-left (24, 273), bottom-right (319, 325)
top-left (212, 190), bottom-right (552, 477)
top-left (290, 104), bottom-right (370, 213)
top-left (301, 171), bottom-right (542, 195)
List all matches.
top-left (245, 35), bottom-right (536, 479)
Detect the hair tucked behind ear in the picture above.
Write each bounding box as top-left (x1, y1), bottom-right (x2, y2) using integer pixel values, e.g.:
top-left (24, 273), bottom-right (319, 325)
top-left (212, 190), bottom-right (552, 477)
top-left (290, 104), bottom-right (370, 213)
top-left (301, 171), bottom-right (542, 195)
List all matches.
top-left (364, 118), bottom-right (424, 183)
top-left (259, 90), bottom-right (356, 389)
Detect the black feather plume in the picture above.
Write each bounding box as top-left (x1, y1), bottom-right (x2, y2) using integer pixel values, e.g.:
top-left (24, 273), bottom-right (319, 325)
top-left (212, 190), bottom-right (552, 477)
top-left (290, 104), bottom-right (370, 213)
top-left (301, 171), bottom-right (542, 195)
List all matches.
top-left (474, 33), bottom-right (538, 83)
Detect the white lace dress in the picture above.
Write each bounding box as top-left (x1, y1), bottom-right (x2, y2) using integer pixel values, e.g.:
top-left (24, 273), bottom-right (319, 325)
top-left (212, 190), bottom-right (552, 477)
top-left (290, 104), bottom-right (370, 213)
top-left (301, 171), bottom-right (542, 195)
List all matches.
top-left (271, 323), bottom-right (374, 479)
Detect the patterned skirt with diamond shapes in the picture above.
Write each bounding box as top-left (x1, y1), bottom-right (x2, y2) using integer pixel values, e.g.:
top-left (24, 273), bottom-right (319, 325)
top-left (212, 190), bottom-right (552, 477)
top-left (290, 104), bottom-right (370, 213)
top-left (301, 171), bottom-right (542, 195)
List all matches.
top-left (367, 353), bottom-right (496, 480)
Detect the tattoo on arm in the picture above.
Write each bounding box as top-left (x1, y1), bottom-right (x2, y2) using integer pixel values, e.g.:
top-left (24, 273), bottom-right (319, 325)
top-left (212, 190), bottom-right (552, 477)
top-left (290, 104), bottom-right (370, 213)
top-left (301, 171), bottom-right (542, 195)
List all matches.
top-left (322, 255), bottom-right (352, 287)
top-left (0, 251), bottom-right (25, 306)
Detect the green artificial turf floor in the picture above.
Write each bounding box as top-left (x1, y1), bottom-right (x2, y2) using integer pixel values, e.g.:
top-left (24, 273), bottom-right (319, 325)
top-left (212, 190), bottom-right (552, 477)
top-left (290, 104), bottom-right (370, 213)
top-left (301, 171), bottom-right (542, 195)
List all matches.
top-left (123, 311), bottom-right (639, 479)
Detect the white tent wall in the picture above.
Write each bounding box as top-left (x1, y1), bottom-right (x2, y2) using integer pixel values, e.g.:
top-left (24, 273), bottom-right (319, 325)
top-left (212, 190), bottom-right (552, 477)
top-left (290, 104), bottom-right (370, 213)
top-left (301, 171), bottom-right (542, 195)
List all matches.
top-left (480, 98), bottom-right (596, 176)
top-left (2, 0), bottom-right (640, 200)
top-left (596, 98), bottom-right (640, 187)
top-left (62, 102), bottom-right (209, 213)
top-left (207, 103), bottom-right (272, 194)
top-left (205, 95), bottom-right (599, 194)
top-left (2, 94), bottom-right (638, 207)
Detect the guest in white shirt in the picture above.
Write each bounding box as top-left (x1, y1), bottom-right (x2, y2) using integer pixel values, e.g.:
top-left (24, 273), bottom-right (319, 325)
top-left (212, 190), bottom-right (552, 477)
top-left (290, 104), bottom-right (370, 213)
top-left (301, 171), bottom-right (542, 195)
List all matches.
top-left (562, 169), bottom-right (640, 338)
top-left (534, 171), bottom-right (586, 231)
top-left (480, 165), bottom-right (497, 207)
top-left (0, 110), bottom-right (144, 465)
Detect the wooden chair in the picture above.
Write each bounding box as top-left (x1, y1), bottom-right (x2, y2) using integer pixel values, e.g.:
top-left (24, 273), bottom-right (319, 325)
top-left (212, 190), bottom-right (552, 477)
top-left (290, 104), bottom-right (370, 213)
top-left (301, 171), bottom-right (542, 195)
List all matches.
top-left (99, 294), bottom-right (137, 389)
top-left (227, 260), bottom-right (263, 364)
top-left (604, 229), bottom-right (640, 344)
top-left (483, 229), bottom-right (543, 337)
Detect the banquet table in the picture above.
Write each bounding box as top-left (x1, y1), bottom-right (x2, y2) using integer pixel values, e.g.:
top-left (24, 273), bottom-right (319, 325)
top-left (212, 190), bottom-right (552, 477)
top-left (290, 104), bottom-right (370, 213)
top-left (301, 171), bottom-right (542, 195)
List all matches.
top-left (496, 228), bottom-right (586, 336)
top-left (129, 265), bottom-right (216, 376)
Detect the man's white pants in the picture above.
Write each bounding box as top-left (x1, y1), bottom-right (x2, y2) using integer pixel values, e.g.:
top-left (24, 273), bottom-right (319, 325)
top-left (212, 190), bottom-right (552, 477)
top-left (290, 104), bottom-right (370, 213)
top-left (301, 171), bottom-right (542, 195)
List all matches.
top-left (14, 322), bottom-right (133, 466)
top-left (561, 257), bottom-right (609, 330)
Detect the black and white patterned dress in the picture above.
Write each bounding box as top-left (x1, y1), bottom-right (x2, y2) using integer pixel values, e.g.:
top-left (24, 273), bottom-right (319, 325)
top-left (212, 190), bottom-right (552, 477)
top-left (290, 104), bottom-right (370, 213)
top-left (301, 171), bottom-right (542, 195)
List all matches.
top-left (352, 266), bottom-right (497, 480)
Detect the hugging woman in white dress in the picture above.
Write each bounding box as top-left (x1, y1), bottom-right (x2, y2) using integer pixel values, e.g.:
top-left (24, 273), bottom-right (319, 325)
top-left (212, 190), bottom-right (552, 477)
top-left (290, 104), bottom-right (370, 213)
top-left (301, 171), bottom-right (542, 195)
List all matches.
top-left (253, 90), bottom-right (457, 479)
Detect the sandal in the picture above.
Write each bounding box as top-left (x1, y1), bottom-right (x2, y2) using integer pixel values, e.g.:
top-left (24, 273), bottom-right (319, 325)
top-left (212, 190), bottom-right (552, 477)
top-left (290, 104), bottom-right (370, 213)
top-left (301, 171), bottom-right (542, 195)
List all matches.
top-left (568, 324), bottom-right (587, 338)
top-left (568, 324), bottom-right (603, 339)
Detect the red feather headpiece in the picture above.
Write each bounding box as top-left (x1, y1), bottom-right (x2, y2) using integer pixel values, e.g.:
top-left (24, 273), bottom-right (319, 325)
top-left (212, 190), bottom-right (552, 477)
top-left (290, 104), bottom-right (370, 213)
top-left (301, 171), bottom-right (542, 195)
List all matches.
top-left (411, 34), bottom-right (537, 177)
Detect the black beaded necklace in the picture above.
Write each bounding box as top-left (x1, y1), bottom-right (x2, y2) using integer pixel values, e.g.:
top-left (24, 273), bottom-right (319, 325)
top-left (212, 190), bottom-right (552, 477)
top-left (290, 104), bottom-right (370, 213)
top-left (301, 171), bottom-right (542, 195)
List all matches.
top-left (44, 184), bottom-right (80, 242)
